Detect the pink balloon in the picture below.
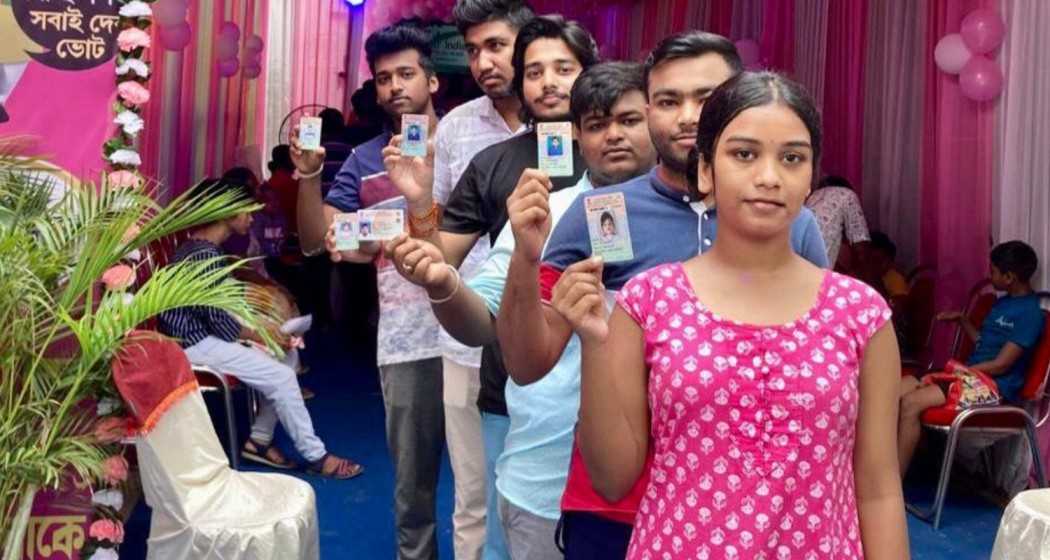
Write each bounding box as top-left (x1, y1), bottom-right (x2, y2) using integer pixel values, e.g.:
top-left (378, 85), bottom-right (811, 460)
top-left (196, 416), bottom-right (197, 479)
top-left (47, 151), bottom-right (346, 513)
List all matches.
top-left (158, 22), bottom-right (192, 51)
top-left (245, 34), bottom-right (264, 53)
top-left (735, 39), bottom-right (760, 68)
top-left (220, 22), bottom-right (241, 40)
top-left (934, 33), bottom-right (971, 75)
top-left (960, 9), bottom-right (1005, 55)
top-left (959, 55), bottom-right (1003, 101)
top-left (215, 34), bottom-right (239, 60)
top-left (242, 63), bottom-right (262, 79)
top-left (153, 0), bottom-right (188, 27)
top-left (217, 58), bottom-right (239, 78)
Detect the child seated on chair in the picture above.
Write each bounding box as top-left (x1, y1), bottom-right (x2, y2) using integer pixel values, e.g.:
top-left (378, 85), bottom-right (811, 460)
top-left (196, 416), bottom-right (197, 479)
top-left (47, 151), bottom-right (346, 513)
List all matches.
top-left (897, 240), bottom-right (1045, 476)
top-left (158, 177), bottom-right (362, 479)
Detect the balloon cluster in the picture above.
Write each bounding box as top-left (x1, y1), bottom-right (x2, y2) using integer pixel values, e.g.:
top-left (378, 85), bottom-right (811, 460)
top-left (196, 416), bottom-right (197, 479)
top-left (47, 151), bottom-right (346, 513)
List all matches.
top-left (934, 9), bottom-right (1006, 102)
top-left (370, 0), bottom-right (457, 25)
top-left (216, 23), bottom-right (241, 77)
top-left (154, 0), bottom-right (191, 51)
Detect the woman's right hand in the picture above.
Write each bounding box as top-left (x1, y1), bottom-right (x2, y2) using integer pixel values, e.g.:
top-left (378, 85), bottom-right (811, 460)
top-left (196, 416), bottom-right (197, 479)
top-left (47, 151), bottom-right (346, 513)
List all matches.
top-left (552, 257), bottom-right (609, 343)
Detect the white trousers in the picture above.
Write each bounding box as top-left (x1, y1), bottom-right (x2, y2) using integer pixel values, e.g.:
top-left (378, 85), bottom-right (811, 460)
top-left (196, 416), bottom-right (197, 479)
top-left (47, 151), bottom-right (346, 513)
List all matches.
top-left (185, 337), bottom-right (326, 462)
top-left (443, 358), bottom-right (487, 560)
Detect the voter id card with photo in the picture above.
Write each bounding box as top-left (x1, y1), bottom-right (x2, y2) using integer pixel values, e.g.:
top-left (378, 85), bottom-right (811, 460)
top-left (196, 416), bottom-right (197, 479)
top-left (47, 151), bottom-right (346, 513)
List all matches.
top-left (401, 114), bottom-right (429, 158)
top-left (357, 209), bottom-right (405, 241)
top-left (536, 122), bottom-right (573, 177)
top-left (585, 192), bottom-right (633, 263)
top-left (298, 116), bottom-right (323, 151)
top-left (333, 213), bottom-right (359, 251)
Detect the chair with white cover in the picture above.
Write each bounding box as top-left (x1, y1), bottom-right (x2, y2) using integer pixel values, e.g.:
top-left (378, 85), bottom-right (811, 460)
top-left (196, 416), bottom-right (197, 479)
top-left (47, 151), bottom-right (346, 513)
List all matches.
top-left (112, 331), bottom-right (319, 560)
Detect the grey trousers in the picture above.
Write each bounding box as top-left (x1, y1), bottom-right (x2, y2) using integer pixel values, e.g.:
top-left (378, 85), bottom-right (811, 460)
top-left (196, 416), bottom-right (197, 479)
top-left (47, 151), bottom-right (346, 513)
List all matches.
top-left (380, 357), bottom-right (446, 560)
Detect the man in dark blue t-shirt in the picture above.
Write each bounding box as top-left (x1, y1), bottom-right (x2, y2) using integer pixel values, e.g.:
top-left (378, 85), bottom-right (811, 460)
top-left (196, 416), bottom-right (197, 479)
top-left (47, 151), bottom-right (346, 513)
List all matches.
top-left (899, 240), bottom-right (1045, 475)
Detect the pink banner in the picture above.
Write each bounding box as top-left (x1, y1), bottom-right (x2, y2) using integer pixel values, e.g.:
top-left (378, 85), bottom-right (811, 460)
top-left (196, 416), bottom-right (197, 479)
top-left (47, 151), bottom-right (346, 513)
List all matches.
top-left (0, 0), bottom-right (121, 180)
top-left (22, 487), bottom-right (94, 560)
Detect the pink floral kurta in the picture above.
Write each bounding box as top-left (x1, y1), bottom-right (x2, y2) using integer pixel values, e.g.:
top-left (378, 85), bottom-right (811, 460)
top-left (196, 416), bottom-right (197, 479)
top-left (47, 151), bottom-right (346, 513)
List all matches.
top-left (618, 263), bottom-right (891, 560)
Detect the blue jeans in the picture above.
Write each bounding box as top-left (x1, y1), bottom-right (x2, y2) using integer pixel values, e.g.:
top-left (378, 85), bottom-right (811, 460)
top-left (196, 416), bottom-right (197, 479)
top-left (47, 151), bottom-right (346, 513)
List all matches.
top-left (481, 412), bottom-right (511, 560)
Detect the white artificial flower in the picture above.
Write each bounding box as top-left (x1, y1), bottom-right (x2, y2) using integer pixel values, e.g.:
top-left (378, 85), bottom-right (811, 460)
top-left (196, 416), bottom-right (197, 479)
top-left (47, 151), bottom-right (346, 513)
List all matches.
top-left (91, 488), bottom-right (124, 511)
top-left (96, 397), bottom-right (121, 416)
top-left (125, 248), bottom-right (142, 262)
top-left (119, 1), bottom-right (152, 18)
top-left (114, 111), bottom-right (145, 137)
top-left (87, 547), bottom-right (119, 560)
top-left (109, 149), bottom-right (141, 167)
top-left (121, 292), bottom-right (135, 306)
top-left (116, 59), bottom-right (150, 78)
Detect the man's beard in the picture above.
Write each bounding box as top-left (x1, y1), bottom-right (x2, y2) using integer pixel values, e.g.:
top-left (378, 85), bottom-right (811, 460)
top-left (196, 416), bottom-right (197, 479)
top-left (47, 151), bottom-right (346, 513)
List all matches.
top-left (654, 137), bottom-right (690, 175)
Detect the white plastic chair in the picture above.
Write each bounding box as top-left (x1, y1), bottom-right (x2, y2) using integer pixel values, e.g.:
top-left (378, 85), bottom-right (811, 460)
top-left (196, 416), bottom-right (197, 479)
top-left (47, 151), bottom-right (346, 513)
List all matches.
top-left (136, 384), bottom-right (319, 559)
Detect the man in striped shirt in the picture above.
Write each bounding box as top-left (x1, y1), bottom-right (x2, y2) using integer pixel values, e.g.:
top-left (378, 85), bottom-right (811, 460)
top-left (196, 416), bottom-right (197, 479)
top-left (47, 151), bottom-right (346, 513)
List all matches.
top-left (159, 178), bottom-right (361, 479)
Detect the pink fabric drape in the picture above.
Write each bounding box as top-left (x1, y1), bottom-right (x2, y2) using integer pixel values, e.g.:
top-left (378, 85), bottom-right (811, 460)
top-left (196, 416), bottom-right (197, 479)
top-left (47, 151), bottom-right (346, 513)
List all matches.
top-left (760, 0), bottom-right (794, 72)
top-left (292, 0), bottom-right (351, 113)
top-left (820, 0), bottom-right (868, 197)
top-left (921, 0), bottom-right (997, 365)
top-left (141, 0), bottom-right (269, 196)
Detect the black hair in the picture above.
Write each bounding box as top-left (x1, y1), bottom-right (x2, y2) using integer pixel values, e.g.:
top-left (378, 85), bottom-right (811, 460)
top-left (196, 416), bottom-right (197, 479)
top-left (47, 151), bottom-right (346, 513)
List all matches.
top-left (511, 15), bottom-right (600, 124)
top-left (365, 22), bottom-right (435, 77)
top-left (643, 31), bottom-right (743, 96)
top-left (869, 231), bottom-right (897, 260)
top-left (569, 62), bottom-right (645, 127)
top-left (319, 108), bottom-right (346, 141)
top-left (991, 240), bottom-right (1039, 282)
top-left (351, 80), bottom-right (379, 117)
top-left (600, 211), bottom-right (615, 226)
top-left (689, 71), bottom-right (821, 199)
top-left (818, 175), bottom-right (853, 190)
top-left (185, 176), bottom-right (253, 209)
top-left (268, 145), bottom-right (294, 173)
top-left (453, 0), bottom-right (535, 36)
top-left (221, 167), bottom-right (258, 197)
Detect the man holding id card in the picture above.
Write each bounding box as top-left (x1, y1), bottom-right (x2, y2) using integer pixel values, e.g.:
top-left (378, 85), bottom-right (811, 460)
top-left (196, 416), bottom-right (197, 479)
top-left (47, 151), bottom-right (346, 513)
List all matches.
top-left (294, 23), bottom-right (447, 560)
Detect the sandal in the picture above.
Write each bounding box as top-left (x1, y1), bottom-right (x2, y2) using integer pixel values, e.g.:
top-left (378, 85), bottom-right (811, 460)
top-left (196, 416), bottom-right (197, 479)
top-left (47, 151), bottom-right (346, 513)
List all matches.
top-left (306, 453), bottom-right (364, 480)
top-left (242, 439), bottom-right (298, 470)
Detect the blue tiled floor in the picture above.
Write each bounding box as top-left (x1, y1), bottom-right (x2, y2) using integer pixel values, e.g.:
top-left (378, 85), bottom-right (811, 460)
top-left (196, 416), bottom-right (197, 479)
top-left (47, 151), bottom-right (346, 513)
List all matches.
top-left (122, 330), bottom-right (1004, 559)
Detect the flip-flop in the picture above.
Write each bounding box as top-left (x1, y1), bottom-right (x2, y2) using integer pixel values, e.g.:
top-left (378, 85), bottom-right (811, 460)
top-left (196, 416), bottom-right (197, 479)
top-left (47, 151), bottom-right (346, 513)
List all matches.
top-left (306, 454), bottom-right (364, 480)
top-left (241, 439), bottom-right (298, 470)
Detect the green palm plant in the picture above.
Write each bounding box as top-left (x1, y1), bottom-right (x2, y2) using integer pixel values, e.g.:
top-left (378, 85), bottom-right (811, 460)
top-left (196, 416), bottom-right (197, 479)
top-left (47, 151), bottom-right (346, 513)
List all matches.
top-left (0, 138), bottom-right (273, 557)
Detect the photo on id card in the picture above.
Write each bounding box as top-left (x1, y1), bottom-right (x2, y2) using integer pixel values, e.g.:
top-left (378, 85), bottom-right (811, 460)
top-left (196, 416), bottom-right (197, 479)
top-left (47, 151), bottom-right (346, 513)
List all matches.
top-left (585, 192), bottom-right (633, 263)
top-left (357, 209), bottom-right (405, 241)
top-left (536, 122), bottom-right (573, 177)
top-left (401, 114), bottom-right (428, 158)
top-left (333, 213), bottom-right (359, 251)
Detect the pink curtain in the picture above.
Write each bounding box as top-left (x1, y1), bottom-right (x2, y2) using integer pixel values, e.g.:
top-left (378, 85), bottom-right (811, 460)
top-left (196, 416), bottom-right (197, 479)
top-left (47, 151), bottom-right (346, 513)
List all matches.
top-left (792, 0), bottom-right (828, 111)
top-left (760, 0), bottom-right (794, 72)
top-left (141, 0), bottom-right (269, 196)
top-left (291, 0), bottom-right (352, 112)
top-left (820, 0), bottom-right (868, 197)
top-left (860, 0), bottom-right (926, 269)
top-left (921, 0), bottom-right (997, 364)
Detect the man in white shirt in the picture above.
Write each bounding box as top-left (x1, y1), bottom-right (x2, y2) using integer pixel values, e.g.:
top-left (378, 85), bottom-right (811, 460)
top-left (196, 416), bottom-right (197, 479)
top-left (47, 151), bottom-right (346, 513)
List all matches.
top-left (430, 2), bottom-right (533, 559)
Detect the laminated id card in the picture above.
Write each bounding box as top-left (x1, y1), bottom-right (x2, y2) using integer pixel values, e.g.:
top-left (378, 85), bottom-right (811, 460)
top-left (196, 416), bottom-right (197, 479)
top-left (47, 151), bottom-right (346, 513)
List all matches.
top-left (357, 209), bottom-right (405, 241)
top-left (401, 114), bottom-right (429, 158)
top-left (298, 116), bottom-right (323, 151)
top-left (536, 122), bottom-right (573, 177)
top-left (333, 213), bottom-right (359, 251)
top-left (585, 192), bottom-right (634, 263)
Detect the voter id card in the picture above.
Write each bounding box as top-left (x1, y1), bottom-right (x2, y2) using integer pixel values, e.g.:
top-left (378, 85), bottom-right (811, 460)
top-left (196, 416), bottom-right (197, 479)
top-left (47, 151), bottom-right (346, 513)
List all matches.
top-left (585, 192), bottom-right (633, 263)
top-left (536, 122), bottom-right (573, 177)
top-left (357, 209), bottom-right (405, 241)
top-left (401, 114), bottom-right (429, 158)
top-left (298, 117), bottom-right (323, 151)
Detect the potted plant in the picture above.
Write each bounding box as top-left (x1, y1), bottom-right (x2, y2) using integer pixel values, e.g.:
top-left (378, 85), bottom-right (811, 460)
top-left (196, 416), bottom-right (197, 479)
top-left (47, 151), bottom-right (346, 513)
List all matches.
top-left (0, 139), bottom-right (271, 559)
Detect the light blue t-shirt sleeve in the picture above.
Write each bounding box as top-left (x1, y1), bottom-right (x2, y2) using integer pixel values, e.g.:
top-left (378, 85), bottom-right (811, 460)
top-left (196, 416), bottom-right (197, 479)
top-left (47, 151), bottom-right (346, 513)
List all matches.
top-left (467, 223), bottom-right (516, 316)
top-left (793, 207), bottom-right (830, 268)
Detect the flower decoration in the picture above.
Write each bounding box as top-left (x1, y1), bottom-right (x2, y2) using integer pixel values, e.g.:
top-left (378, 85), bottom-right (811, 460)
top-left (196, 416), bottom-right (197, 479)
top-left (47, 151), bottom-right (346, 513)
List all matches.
top-left (117, 81), bottom-right (150, 107)
top-left (116, 58), bottom-right (150, 78)
top-left (88, 519), bottom-right (125, 544)
top-left (91, 489), bottom-right (125, 511)
top-left (93, 416), bottom-right (129, 444)
top-left (86, 548), bottom-right (119, 560)
top-left (117, 27), bottom-right (151, 52)
top-left (101, 455), bottom-right (129, 485)
top-left (96, 397), bottom-right (121, 416)
top-left (109, 149), bottom-right (142, 167)
top-left (118, 0), bottom-right (153, 18)
top-left (108, 170), bottom-right (142, 190)
top-left (102, 265), bottom-right (136, 292)
top-left (114, 110), bottom-right (145, 137)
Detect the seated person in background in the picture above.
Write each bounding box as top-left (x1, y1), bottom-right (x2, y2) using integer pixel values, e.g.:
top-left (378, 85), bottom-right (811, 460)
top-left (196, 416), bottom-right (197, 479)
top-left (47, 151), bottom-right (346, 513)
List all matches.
top-left (897, 240), bottom-right (1045, 475)
top-left (159, 177), bottom-right (361, 479)
top-left (868, 231), bottom-right (909, 301)
top-left (219, 166), bottom-right (260, 257)
top-left (265, 145), bottom-right (300, 238)
top-left (805, 174), bottom-right (871, 271)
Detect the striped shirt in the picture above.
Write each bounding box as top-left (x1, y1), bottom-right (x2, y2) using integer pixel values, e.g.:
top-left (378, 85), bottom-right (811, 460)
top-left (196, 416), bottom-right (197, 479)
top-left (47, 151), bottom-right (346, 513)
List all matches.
top-left (432, 95), bottom-right (525, 368)
top-left (158, 239), bottom-right (242, 348)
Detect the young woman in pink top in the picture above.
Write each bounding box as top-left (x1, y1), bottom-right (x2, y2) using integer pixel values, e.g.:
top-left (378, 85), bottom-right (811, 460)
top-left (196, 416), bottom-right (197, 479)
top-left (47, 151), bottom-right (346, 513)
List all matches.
top-left (555, 72), bottom-right (909, 559)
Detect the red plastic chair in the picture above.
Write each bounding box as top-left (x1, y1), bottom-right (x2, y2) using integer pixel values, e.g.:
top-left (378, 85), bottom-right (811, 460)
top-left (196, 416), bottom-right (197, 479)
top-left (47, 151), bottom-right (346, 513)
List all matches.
top-left (907, 293), bottom-right (1050, 529)
top-left (903, 278), bottom-right (995, 377)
